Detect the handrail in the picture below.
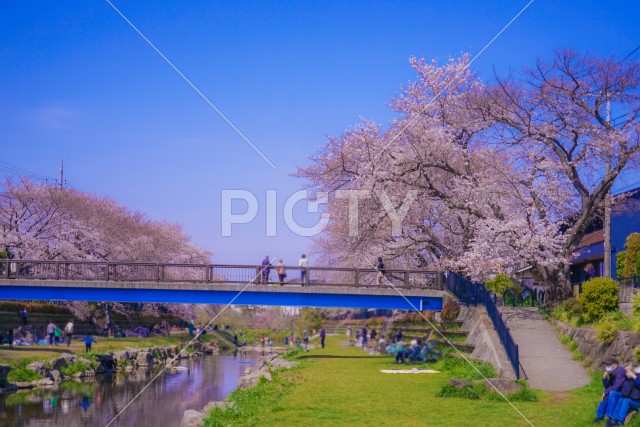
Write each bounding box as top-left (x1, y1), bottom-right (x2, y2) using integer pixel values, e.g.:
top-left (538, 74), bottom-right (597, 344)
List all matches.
top-left (445, 271), bottom-right (521, 380)
top-left (0, 259), bottom-right (443, 290)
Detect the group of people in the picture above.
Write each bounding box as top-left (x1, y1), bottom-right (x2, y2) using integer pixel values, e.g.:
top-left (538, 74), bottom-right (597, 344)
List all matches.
top-left (594, 357), bottom-right (640, 426)
top-left (385, 338), bottom-right (440, 364)
top-left (259, 254), bottom-right (308, 285)
top-left (346, 326), bottom-right (378, 348)
top-left (259, 255), bottom-right (387, 286)
top-left (45, 320), bottom-right (75, 348)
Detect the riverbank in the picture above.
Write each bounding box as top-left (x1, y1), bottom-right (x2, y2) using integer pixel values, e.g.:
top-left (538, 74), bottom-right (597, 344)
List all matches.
top-left (203, 336), bottom-right (607, 426)
top-left (0, 332), bottom-right (224, 391)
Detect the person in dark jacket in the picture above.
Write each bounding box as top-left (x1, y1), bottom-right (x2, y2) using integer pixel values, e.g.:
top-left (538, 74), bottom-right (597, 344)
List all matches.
top-left (595, 357), bottom-right (627, 423)
top-left (606, 364), bottom-right (640, 426)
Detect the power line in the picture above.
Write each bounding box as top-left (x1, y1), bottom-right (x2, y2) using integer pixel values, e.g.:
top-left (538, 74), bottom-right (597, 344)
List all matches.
top-left (0, 160), bottom-right (55, 181)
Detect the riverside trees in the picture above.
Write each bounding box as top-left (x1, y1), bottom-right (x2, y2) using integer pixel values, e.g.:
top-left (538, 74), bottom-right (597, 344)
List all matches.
top-left (0, 177), bottom-right (211, 317)
top-left (298, 50), bottom-right (640, 299)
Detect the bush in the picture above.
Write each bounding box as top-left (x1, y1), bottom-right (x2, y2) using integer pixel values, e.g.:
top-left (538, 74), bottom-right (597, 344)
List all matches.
top-left (441, 300), bottom-right (460, 321)
top-left (597, 321), bottom-right (618, 345)
top-left (579, 278), bottom-right (618, 321)
top-left (562, 298), bottom-right (582, 316)
top-left (435, 383), bottom-right (483, 400)
top-left (633, 296), bottom-right (640, 317)
top-left (485, 274), bottom-right (516, 297)
top-left (623, 233), bottom-right (640, 277)
top-left (7, 367), bottom-right (43, 383)
top-left (617, 251), bottom-right (626, 278)
top-left (60, 361), bottom-right (90, 376)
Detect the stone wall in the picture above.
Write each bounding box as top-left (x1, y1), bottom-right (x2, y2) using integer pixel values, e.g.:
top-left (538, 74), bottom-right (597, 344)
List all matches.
top-left (460, 306), bottom-right (516, 380)
top-left (555, 321), bottom-right (640, 369)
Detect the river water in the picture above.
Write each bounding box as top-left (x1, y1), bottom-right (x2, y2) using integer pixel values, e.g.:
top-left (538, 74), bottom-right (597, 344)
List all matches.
top-left (0, 351), bottom-right (258, 427)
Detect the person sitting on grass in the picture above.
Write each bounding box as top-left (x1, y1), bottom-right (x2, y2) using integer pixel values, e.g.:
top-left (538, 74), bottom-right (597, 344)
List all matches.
top-left (605, 364), bottom-right (640, 426)
top-left (394, 341), bottom-right (407, 364)
top-left (84, 335), bottom-right (97, 353)
top-left (594, 357), bottom-right (626, 424)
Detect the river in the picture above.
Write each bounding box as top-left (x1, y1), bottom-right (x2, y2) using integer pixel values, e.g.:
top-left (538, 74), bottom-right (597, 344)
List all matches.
top-left (0, 351), bottom-right (258, 427)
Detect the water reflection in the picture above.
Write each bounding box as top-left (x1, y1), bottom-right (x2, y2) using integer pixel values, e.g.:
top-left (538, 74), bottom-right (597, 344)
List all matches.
top-left (0, 352), bottom-right (257, 427)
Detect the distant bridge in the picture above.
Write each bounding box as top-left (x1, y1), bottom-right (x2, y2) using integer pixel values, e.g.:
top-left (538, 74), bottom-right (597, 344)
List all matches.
top-left (0, 260), bottom-right (446, 310)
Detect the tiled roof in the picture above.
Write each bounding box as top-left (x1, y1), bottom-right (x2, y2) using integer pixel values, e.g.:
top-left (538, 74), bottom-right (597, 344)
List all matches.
top-left (578, 230), bottom-right (604, 248)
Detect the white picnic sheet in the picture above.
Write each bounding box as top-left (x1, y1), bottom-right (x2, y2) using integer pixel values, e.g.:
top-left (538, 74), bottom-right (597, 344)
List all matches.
top-left (380, 369), bottom-right (440, 374)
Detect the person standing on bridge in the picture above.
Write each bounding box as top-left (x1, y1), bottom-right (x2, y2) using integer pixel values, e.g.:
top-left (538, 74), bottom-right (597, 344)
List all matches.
top-left (376, 257), bottom-right (386, 286)
top-left (261, 256), bottom-right (272, 285)
top-left (298, 254), bottom-right (308, 285)
top-left (276, 259), bottom-right (287, 286)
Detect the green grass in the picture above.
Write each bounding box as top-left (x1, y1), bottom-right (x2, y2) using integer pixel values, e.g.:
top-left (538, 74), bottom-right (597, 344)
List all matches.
top-left (202, 337), bottom-right (611, 426)
top-left (6, 366), bottom-right (43, 383)
top-left (60, 360), bottom-right (91, 376)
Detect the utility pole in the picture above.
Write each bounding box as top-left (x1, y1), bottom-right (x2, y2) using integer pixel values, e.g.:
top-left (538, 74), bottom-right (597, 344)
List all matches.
top-left (604, 97), bottom-right (612, 278)
top-left (59, 160), bottom-right (64, 190)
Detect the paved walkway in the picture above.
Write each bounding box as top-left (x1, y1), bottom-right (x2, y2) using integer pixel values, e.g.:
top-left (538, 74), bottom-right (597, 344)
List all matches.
top-left (500, 307), bottom-right (591, 391)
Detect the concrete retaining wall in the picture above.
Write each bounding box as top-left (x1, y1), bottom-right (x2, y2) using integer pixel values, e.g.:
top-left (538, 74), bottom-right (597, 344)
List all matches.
top-left (460, 306), bottom-right (516, 380)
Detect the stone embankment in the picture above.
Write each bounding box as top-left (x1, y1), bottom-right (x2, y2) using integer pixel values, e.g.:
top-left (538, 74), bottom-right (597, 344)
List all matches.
top-left (180, 353), bottom-right (299, 427)
top-left (0, 340), bottom-right (219, 393)
top-left (555, 321), bottom-right (640, 369)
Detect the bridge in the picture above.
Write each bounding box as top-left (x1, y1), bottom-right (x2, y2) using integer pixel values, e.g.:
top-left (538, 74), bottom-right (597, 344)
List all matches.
top-left (0, 260), bottom-right (446, 310)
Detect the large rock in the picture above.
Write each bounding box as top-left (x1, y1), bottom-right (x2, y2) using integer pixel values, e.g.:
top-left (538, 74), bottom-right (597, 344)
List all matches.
top-left (475, 378), bottom-right (522, 394)
top-left (237, 370), bottom-right (272, 390)
top-left (449, 379), bottom-right (472, 389)
top-left (137, 351), bottom-right (154, 366)
top-left (27, 361), bottom-right (51, 379)
top-left (51, 354), bottom-right (76, 371)
top-left (32, 378), bottom-right (55, 387)
top-left (202, 401), bottom-right (235, 413)
top-left (0, 364), bottom-right (11, 387)
top-left (50, 370), bottom-right (62, 383)
top-left (180, 409), bottom-right (204, 427)
top-left (95, 354), bottom-right (116, 374)
top-left (269, 358), bottom-right (299, 370)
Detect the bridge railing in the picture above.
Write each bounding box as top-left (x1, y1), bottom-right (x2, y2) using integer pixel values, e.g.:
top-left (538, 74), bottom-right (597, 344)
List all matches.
top-left (0, 260), bottom-right (443, 290)
top-left (445, 271), bottom-right (520, 380)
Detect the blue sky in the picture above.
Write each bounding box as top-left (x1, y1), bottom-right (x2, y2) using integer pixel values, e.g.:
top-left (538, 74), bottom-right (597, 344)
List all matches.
top-left (1, 1), bottom-right (638, 265)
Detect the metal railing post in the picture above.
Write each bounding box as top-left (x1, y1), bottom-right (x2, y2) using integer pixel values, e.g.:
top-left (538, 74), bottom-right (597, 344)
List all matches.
top-left (355, 268), bottom-right (360, 287)
top-left (156, 264), bottom-right (161, 282)
top-left (404, 271), bottom-right (410, 288)
top-left (56, 261), bottom-right (60, 280)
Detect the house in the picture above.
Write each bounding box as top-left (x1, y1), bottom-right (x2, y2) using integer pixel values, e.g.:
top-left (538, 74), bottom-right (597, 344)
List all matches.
top-left (569, 187), bottom-right (640, 284)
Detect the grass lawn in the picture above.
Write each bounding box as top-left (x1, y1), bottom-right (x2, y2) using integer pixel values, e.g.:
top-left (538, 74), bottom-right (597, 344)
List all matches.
top-left (205, 336), bottom-right (633, 427)
top-left (0, 332), bottom-right (198, 366)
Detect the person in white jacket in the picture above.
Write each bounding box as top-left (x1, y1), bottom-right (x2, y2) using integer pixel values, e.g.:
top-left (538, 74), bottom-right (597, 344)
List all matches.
top-left (298, 254), bottom-right (308, 285)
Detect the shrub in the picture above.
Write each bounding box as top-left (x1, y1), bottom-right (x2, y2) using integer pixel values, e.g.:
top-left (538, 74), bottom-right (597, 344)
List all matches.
top-left (7, 367), bottom-right (43, 383)
top-left (617, 251), bottom-right (626, 278)
top-left (633, 296), bottom-right (640, 317)
top-left (562, 298), bottom-right (582, 316)
top-left (579, 278), bottom-right (618, 321)
top-left (485, 274), bottom-right (516, 297)
top-left (635, 347), bottom-right (640, 364)
top-left (60, 361), bottom-right (90, 376)
top-left (435, 383), bottom-right (483, 400)
top-left (441, 300), bottom-right (460, 321)
top-left (623, 233), bottom-right (640, 277)
top-left (597, 321), bottom-right (618, 345)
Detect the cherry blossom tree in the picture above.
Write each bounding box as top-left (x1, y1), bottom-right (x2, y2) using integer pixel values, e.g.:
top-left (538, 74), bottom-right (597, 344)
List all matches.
top-left (481, 49), bottom-right (640, 297)
top-left (0, 177), bottom-right (211, 317)
top-left (299, 50), bottom-right (640, 299)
